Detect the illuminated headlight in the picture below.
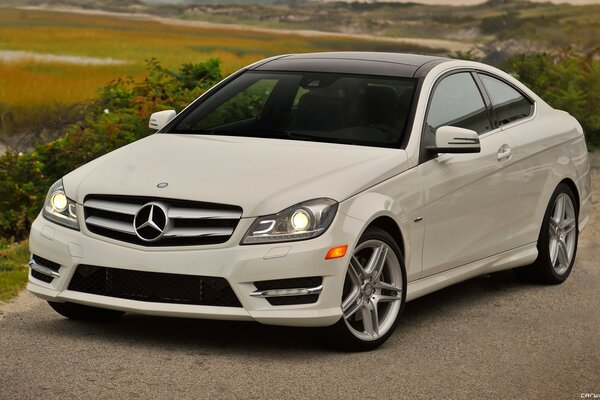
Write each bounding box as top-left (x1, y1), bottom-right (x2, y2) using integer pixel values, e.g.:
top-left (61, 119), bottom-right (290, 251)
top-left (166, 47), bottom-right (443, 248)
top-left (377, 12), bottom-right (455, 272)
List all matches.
top-left (241, 198), bottom-right (338, 244)
top-left (42, 179), bottom-right (79, 230)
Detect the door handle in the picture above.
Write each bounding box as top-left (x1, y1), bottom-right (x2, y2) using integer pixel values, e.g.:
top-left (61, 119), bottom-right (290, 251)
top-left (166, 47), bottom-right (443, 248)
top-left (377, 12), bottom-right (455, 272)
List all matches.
top-left (497, 144), bottom-right (512, 161)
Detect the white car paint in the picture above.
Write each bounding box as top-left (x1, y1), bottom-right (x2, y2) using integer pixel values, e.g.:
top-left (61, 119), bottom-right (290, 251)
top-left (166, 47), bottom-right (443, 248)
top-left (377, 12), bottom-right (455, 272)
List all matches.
top-left (62, 134), bottom-right (409, 218)
top-left (27, 54), bottom-right (592, 328)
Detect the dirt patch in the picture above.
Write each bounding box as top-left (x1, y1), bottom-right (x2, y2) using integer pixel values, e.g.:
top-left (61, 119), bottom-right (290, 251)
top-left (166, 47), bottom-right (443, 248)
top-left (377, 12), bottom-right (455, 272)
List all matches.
top-left (0, 290), bottom-right (41, 321)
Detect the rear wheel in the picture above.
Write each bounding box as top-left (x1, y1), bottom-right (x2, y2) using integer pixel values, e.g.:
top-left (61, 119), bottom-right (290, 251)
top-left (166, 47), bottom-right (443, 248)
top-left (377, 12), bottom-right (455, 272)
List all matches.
top-left (48, 301), bottom-right (125, 320)
top-left (326, 227), bottom-right (406, 351)
top-left (514, 183), bottom-right (578, 284)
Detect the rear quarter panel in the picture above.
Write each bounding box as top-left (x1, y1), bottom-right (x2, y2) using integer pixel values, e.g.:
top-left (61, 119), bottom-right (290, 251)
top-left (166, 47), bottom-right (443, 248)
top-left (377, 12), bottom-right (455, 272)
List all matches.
top-left (506, 108), bottom-right (590, 245)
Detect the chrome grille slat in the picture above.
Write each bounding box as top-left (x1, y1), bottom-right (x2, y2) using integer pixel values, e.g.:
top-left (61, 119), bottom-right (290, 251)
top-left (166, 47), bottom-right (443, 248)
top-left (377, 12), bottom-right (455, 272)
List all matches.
top-left (167, 208), bottom-right (242, 220)
top-left (86, 215), bottom-right (136, 235)
top-left (164, 227), bottom-right (234, 238)
top-left (85, 199), bottom-right (140, 215)
top-left (83, 195), bottom-right (242, 247)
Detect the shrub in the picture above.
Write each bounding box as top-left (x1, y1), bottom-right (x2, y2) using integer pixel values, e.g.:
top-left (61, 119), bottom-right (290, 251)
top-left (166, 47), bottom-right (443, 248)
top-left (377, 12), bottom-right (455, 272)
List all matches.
top-left (0, 58), bottom-right (222, 241)
top-left (480, 11), bottom-right (521, 36)
top-left (503, 49), bottom-right (600, 147)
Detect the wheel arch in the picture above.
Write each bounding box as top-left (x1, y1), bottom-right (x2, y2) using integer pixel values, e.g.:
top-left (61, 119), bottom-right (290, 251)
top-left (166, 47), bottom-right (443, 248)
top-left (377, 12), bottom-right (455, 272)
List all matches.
top-left (533, 176), bottom-right (581, 248)
top-left (559, 177), bottom-right (580, 212)
top-left (531, 154), bottom-right (581, 237)
top-left (340, 188), bottom-right (424, 280)
top-left (366, 216), bottom-right (405, 257)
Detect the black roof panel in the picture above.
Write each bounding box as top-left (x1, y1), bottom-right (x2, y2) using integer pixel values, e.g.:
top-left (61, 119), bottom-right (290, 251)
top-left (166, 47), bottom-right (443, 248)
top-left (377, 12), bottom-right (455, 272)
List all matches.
top-left (253, 52), bottom-right (449, 78)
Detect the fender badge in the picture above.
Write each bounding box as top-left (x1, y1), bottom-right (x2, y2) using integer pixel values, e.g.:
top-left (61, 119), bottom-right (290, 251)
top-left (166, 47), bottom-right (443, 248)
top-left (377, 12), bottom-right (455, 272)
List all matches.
top-left (157, 182), bottom-right (168, 189)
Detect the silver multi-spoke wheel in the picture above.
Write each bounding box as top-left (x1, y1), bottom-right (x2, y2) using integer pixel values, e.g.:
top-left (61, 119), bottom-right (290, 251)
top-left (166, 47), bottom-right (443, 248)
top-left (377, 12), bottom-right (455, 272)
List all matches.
top-left (548, 193), bottom-right (577, 276)
top-left (341, 239), bottom-right (403, 342)
top-left (513, 184), bottom-right (579, 285)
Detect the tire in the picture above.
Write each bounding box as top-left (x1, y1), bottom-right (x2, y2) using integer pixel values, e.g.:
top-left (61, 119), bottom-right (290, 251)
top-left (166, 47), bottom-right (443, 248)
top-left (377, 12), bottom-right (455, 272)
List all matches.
top-left (48, 301), bottom-right (125, 320)
top-left (513, 183), bottom-right (579, 284)
top-left (325, 227), bottom-right (407, 352)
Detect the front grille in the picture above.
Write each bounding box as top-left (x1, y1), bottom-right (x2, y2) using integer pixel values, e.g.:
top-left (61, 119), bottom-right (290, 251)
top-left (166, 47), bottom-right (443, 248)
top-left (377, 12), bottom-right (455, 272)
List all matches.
top-left (68, 265), bottom-right (242, 307)
top-left (83, 195), bottom-right (242, 247)
top-left (254, 276), bottom-right (322, 306)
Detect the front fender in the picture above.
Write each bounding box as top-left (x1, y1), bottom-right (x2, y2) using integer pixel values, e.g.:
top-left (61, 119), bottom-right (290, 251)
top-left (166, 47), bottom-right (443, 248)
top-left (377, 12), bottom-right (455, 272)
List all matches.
top-left (338, 168), bottom-right (424, 281)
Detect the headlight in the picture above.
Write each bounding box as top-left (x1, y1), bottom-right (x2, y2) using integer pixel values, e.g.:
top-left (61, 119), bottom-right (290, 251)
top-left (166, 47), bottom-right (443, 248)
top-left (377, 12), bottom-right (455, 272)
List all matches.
top-left (42, 179), bottom-right (79, 230)
top-left (241, 198), bottom-right (338, 244)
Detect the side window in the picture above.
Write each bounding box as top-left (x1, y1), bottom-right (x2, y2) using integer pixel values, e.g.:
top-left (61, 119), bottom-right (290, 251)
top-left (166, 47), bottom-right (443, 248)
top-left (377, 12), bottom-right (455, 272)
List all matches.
top-left (426, 72), bottom-right (491, 135)
top-left (479, 74), bottom-right (533, 126)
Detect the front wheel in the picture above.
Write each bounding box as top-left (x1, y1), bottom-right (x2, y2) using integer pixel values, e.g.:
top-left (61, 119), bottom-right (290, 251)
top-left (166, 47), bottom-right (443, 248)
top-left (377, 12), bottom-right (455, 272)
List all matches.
top-left (325, 227), bottom-right (406, 352)
top-left (514, 183), bottom-right (579, 284)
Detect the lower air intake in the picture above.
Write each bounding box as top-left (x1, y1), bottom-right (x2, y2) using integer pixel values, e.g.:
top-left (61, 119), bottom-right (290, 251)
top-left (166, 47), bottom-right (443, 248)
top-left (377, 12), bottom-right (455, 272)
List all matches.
top-left (68, 265), bottom-right (242, 307)
top-left (254, 276), bottom-right (323, 306)
top-left (30, 254), bottom-right (61, 283)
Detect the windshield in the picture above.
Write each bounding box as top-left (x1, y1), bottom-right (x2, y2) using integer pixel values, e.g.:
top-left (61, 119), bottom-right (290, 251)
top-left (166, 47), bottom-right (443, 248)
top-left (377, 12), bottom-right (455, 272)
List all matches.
top-left (171, 71), bottom-right (417, 148)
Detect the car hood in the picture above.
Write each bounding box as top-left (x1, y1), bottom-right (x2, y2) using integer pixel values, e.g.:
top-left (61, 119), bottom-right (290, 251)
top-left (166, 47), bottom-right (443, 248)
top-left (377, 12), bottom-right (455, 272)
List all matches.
top-left (64, 134), bottom-right (408, 217)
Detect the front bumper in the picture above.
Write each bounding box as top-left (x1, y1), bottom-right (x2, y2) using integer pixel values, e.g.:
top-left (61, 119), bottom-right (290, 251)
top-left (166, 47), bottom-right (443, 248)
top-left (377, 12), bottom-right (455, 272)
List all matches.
top-left (27, 211), bottom-right (363, 327)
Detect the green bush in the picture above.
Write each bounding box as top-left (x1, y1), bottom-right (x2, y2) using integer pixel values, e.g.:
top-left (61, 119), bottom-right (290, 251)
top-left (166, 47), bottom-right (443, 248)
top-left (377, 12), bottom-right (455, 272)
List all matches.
top-left (503, 49), bottom-right (600, 147)
top-left (0, 58), bottom-right (222, 241)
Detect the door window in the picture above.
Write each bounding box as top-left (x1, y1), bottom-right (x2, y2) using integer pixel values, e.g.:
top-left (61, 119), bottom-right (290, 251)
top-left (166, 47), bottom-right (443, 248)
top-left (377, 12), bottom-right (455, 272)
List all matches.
top-left (479, 74), bottom-right (533, 126)
top-left (426, 72), bottom-right (491, 135)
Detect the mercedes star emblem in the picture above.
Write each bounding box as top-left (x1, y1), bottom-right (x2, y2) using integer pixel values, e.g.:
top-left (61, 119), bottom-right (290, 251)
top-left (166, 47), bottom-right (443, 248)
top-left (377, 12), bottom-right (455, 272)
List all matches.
top-left (133, 203), bottom-right (168, 242)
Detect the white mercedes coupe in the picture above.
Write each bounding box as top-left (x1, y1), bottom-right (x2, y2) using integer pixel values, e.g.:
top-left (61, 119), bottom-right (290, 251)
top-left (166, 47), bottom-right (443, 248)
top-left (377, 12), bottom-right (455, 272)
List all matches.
top-left (28, 52), bottom-right (591, 351)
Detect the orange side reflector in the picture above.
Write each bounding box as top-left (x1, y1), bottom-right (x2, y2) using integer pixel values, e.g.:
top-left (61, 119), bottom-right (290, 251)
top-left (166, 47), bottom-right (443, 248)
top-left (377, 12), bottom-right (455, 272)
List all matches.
top-left (325, 245), bottom-right (348, 260)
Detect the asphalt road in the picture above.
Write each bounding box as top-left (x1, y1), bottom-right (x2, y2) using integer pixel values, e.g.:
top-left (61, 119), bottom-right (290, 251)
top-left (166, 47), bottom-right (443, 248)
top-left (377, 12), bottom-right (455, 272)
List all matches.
top-left (1, 175), bottom-right (599, 400)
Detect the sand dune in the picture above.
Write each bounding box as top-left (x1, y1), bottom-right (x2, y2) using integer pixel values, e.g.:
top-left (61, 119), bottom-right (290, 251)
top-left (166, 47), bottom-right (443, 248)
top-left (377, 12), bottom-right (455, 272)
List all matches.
top-left (0, 50), bottom-right (129, 66)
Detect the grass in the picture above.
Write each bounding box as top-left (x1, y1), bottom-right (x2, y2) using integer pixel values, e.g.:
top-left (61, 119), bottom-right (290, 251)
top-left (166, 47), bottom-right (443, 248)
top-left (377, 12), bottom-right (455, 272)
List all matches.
top-left (0, 241), bottom-right (29, 302)
top-left (0, 61), bottom-right (138, 108)
top-left (0, 7), bottom-right (441, 110)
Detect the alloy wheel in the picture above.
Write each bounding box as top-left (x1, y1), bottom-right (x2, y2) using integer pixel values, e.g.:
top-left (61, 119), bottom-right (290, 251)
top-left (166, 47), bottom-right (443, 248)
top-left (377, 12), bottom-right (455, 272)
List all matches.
top-left (341, 239), bottom-right (403, 341)
top-left (548, 193), bottom-right (577, 275)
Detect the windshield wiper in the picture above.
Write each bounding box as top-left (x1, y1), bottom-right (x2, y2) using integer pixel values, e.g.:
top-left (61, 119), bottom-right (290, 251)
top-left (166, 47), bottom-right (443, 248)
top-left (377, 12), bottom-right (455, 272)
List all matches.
top-left (286, 131), bottom-right (358, 145)
top-left (170, 128), bottom-right (356, 145)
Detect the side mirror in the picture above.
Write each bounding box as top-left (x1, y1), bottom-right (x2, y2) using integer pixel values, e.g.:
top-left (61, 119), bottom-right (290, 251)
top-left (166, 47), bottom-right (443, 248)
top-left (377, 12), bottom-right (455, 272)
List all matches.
top-left (433, 126), bottom-right (480, 153)
top-left (149, 110), bottom-right (176, 131)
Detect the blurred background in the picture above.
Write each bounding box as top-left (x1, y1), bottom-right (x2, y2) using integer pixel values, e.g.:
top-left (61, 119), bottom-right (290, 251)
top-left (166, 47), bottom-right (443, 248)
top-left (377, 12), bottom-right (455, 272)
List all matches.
top-left (0, 0), bottom-right (599, 297)
top-left (1, 0), bottom-right (599, 153)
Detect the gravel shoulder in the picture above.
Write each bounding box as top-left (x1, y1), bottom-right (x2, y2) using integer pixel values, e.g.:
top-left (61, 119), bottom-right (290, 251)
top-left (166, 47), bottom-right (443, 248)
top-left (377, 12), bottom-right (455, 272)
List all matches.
top-left (1, 162), bottom-right (598, 400)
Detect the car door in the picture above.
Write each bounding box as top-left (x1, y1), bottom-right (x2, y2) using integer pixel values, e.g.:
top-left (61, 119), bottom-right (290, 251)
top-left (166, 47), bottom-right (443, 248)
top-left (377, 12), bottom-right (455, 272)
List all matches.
top-left (418, 71), bottom-right (524, 277)
top-left (476, 73), bottom-right (539, 247)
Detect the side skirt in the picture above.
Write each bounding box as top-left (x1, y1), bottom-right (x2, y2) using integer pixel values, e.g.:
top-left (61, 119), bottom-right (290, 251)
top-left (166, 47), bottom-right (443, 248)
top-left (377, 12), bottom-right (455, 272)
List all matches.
top-left (406, 243), bottom-right (538, 302)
